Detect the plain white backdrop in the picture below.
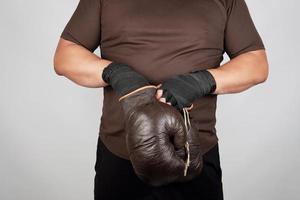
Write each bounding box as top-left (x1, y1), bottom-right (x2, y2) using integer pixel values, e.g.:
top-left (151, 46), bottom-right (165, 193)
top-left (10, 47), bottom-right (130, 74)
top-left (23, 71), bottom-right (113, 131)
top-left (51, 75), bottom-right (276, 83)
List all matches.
top-left (0, 0), bottom-right (299, 199)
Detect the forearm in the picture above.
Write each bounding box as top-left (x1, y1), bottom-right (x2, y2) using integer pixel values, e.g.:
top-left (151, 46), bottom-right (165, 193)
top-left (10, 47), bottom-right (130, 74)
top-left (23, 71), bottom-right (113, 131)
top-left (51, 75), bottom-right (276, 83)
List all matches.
top-left (207, 50), bottom-right (269, 95)
top-left (53, 38), bottom-right (111, 88)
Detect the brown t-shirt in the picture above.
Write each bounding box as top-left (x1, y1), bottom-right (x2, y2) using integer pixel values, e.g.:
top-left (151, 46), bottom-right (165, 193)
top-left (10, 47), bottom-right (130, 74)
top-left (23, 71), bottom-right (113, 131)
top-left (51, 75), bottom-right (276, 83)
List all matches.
top-left (61, 0), bottom-right (265, 159)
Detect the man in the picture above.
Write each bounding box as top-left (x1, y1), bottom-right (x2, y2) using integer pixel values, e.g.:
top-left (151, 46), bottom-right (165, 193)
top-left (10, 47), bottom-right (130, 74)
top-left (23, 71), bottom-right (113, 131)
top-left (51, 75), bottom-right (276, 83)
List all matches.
top-left (53, 0), bottom-right (268, 199)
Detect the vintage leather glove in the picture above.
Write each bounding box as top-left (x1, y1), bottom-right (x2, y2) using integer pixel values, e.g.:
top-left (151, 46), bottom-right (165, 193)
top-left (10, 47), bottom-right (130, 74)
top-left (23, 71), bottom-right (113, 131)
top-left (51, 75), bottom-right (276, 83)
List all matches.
top-left (102, 62), bottom-right (194, 186)
top-left (159, 70), bottom-right (217, 112)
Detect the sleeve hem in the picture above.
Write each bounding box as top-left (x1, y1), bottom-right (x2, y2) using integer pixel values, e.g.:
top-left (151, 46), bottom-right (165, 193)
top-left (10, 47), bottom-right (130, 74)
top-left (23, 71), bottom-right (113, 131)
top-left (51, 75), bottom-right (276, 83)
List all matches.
top-left (228, 44), bottom-right (265, 59)
top-left (60, 31), bottom-right (98, 52)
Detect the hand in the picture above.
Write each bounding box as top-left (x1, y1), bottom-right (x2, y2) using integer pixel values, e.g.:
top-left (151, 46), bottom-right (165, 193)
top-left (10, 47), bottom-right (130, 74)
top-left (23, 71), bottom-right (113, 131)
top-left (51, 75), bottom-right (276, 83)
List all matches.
top-left (102, 62), bottom-right (150, 97)
top-left (157, 70), bottom-right (216, 112)
top-left (155, 88), bottom-right (171, 105)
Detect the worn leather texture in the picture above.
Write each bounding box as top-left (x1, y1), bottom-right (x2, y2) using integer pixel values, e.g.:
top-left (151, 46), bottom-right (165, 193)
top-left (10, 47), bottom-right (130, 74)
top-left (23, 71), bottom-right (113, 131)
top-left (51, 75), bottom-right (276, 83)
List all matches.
top-left (120, 87), bottom-right (203, 186)
top-left (121, 87), bottom-right (186, 186)
top-left (99, 86), bottom-right (219, 161)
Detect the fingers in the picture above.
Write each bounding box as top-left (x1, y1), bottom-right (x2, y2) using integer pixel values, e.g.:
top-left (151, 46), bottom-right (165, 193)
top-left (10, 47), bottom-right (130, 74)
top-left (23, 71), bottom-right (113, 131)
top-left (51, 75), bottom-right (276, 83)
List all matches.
top-left (158, 97), bottom-right (167, 103)
top-left (156, 89), bottom-right (172, 105)
top-left (155, 89), bottom-right (163, 99)
top-left (160, 97), bottom-right (172, 106)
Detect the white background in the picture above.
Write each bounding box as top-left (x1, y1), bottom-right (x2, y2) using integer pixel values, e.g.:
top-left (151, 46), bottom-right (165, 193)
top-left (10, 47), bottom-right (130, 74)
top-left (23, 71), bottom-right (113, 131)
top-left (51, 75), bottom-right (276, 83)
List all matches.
top-left (0, 0), bottom-right (299, 199)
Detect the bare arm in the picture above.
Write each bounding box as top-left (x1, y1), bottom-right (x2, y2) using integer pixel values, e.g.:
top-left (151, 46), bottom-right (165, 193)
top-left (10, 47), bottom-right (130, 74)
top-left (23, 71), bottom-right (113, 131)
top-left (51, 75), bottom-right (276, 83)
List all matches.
top-left (156, 49), bottom-right (269, 101)
top-left (53, 38), bottom-right (111, 88)
top-left (207, 49), bottom-right (269, 95)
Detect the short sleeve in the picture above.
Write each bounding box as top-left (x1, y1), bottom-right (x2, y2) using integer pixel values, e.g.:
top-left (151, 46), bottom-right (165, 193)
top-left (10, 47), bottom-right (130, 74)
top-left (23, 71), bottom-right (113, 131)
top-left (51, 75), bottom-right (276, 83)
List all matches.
top-left (61, 0), bottom-right (101, 52)
top-left (224, 0), bottom-right (265, 59)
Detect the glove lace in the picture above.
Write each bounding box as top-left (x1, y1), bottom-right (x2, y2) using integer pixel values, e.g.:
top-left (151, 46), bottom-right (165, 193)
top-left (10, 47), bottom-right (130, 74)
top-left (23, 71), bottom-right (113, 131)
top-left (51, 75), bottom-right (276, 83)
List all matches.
top-left (183, 107), bottom-right (191, 177)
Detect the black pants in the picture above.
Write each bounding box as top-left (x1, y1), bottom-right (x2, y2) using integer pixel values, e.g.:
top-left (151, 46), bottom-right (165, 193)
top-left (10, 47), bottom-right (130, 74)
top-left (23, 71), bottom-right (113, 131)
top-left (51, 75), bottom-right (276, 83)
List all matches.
top-left (94, 136), bottom-right (223, 200)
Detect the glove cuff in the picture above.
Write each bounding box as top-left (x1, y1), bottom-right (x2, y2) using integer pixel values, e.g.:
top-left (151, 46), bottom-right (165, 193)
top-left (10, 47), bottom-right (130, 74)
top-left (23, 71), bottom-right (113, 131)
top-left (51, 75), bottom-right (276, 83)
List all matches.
top-left (119, 86), bottom-right (158, 117)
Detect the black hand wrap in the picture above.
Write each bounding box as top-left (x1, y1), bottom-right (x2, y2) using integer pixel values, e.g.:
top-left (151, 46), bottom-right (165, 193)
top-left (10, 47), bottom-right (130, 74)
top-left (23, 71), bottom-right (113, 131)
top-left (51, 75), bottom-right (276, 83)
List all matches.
top-left (102, 62), bottom-right (149, 97)
top-left (160, 70), bottom-right (216, 111)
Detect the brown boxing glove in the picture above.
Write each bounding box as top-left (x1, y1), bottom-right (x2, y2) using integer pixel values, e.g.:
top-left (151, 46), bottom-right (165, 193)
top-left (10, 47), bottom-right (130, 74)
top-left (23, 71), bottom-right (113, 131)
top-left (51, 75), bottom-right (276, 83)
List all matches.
top-left (102, 62), bottom-right (190, 186)
top-left (119, 86), bottom-right (189, 186)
